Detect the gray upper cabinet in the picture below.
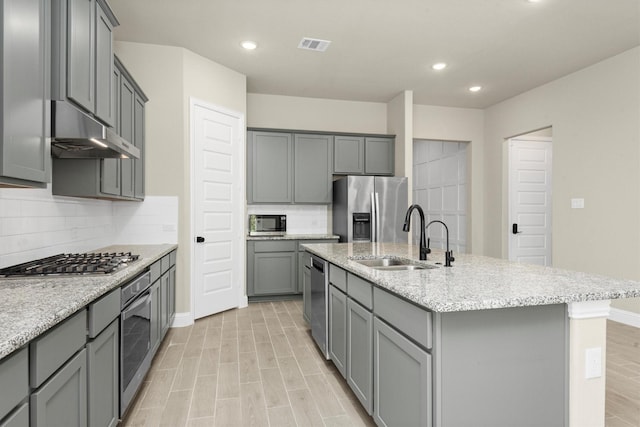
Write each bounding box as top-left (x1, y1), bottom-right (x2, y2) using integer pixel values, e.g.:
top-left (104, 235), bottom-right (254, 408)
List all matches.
top-left (333, 136), bottom-right (364, 174)
top-left (364, 137), bottom-right (394, 175)
top-left (94, 1), bottom-right (115, 127)
top-left (52, 56), bottom-right (147, 201)
top-left (294, 134), bottom-right (332, 204)
top-left (333, 135), bottom-right (394, 176)
top-left (247, 131), bottom-right (293, 203)
top-left (52, 0), bottom-right (118, 126)
top-left (0, 0), bottom-right (51, 188)
top-left (66, 0), bottom-right (95, 113)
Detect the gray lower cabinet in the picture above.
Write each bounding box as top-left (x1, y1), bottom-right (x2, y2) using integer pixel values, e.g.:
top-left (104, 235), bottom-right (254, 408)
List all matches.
top-left (160, 252), bottom-right (177, 338)
top-left (252, 251), bottom-right (297, 295)
top-left (31, 348), bottom-right (88, 427)
top-left (0, 348), bottom-right (28, 424)
top-left (0, 0), bottom-right (51, 188)
top-left (160, 271), bottom-right (170, 338)
top-left (373, 317), bottom-right (431, 427)
top-left (150, 280), bottom-right (161, 354)
top-left (169, 265), bottom-right (176, 326)
top-left (0, 402), bottom-right (28, 427)
top-left (347, 298), bottom-right (373, 415)
top-left (293, 134), bottom-right (332, 203)
top-left (86, 320), bottom-right (119, 427)
top-left (328, 285), bottom-right (347, 378)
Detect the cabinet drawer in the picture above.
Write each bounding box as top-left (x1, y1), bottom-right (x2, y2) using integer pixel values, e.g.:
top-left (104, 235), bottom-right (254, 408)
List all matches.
top-left (0, 347), bottom-right (28, 421)
top-left (161, 254), bottom-right (171, 273)
top-left (329, 264), bottom-right (347, 293)
top-left (88, 288), bottom-right (120, 338)
top-left (253, 241), bottom-right (296, 253)
top-left (30, 310), bottom-right (87, 388)
top-left (347, 274), bottom-right (372, 310)
top-left (373, 287), bottom-right (432, 349)
top-left (170, 250), bottom-right (177, 266)
top-left (150, 260), bottom-right (162, 283)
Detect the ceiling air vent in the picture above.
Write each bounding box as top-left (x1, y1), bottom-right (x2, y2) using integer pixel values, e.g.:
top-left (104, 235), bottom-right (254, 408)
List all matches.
top-left (298, 37), bottom-right (331, 52)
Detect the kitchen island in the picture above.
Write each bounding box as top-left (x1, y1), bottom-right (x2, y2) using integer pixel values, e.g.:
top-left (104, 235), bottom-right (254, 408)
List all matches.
top-left (302, 242), bottom-right (640, 427)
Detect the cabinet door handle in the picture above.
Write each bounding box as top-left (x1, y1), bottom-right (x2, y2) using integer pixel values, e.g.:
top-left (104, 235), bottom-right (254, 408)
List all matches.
top-left (512, 224), bottom-right (522, 234)
top-left (195, 236), bottom-right (205, 243)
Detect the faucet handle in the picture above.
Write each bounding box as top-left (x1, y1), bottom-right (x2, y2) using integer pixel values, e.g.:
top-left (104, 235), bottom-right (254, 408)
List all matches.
top-left (426, 237), bottom-right (431, 254)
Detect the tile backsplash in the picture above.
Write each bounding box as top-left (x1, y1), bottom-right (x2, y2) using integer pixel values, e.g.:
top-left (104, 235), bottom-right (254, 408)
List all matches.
top-left (0, 186), bottom-right (178, 268)
top-left (246, 204), bottom-right (330, 234)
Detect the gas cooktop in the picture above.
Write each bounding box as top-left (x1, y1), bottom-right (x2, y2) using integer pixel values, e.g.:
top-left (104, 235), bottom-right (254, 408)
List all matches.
top-left (0, 252), bottom-right (140, 277)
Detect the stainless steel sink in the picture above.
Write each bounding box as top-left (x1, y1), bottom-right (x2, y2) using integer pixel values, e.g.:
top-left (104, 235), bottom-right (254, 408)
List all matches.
top-left (351, 257), bottom-right (437, 271)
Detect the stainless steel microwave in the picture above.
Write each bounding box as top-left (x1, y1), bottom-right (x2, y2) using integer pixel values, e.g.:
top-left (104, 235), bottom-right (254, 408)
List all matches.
top-left (248, 214), bottom-right (287, 236)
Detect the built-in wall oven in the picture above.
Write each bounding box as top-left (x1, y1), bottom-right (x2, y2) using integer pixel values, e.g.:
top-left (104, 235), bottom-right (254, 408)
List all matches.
top-left (120, 271), bottom-right (152, 416)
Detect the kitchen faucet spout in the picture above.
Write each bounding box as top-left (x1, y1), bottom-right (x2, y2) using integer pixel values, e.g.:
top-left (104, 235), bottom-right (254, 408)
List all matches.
top-left (403, 204), bottom-right (429, 260)
top-left (426, 220), bottom-right (455, 267)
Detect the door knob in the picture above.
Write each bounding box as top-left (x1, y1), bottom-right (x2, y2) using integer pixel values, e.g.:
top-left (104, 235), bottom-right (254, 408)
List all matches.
top-left (195, 236), bottom-right (205, 243)
top-left (512, 224), bottom-right (522, 234)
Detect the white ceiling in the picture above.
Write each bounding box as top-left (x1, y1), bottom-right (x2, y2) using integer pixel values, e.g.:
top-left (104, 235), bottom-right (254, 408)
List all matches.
top-left (108, 0), bottom-right (640, 109)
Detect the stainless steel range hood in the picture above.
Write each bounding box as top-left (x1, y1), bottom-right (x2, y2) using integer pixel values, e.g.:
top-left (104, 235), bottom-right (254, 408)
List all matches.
top-left (51, 101), bottom-right (140, 159)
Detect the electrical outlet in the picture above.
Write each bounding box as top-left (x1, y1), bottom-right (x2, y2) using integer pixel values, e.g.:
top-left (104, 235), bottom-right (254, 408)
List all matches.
top-left (585, 347), bottom-right (602, 379)
top-left (571, 198), bottom-right (585, 209)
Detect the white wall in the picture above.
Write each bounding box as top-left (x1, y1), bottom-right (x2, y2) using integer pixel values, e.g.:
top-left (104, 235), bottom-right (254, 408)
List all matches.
top-left (484, 47), bottom-right (640, 313)
top-left (247, 93), bottom-right (387, 134)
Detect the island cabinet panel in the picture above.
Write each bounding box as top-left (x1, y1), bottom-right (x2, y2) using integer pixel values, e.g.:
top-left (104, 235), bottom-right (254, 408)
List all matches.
top-left (347, 273), bottom-right (372, 310)
top-left (374, 287), bottom-right (432, 349)
top-left (347, 298), bottom-right (373, 415)
top-left (328, 285), bottom-right (347, 378)
top-left (433, 304), bottom-right (567, 427)
top-left (373, 317), bottom-right (431, 427)
top-left (0, 347), bottom-right (28, 422)
top-left (31, 348), bottom-right (87, 427)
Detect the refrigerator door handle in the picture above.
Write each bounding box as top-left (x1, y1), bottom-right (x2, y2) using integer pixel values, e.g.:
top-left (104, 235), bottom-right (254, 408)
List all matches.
top-left (370, 192), bottom-right (377, 242)
top-left (375, 192), bottom-right (381, 243)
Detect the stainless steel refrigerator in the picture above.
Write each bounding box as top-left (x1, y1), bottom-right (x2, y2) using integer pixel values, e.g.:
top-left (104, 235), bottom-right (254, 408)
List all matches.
top-left (332, 176), bottom-right (408, 243)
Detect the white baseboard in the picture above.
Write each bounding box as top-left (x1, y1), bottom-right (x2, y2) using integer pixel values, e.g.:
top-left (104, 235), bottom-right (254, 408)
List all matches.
top-left (609, 308), bottom-right (640, 328)
top-left (170, 311), bottom-right (194, 328)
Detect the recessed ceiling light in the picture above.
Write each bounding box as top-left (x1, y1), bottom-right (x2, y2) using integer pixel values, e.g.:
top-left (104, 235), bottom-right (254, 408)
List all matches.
top-left (469, 86), bottom-right (482, 92)
top-left (241, 40), bottom-right (257, 50)
top-left (432, 63), bottom-right (447, 71)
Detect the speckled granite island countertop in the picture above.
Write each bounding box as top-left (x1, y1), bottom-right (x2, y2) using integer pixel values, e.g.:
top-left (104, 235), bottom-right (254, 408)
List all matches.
top-left (301, 242), bottom-right (640, 312)
top-left (0, 244), bottom-right (177, 360)
top-left (246, 233), bottom-right (339, 241)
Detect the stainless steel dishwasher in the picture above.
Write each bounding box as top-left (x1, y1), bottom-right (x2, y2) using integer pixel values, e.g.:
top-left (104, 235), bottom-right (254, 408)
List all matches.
top-left (310, 255), bottom-right (329, 359)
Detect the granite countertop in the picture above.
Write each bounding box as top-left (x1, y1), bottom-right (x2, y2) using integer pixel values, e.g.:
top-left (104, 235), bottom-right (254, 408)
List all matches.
top-left (246, 233), bottom-right (339, 241)
top-left (0, 244), bottom-right (177, 360)
top-left (301, 242), bottom-right (640, 313)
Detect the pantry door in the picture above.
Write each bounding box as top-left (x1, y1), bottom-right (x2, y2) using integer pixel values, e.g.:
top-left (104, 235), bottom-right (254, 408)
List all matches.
top-left (508, 137), bottom-right (552, 266)
top-left (191, 99), bottom-right (246, 320)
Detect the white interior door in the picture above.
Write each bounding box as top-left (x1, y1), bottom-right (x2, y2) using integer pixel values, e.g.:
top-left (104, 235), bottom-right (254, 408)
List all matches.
top-left (508, 137), bottom-right (552, 266)
top-left (192, 99), bottom-right (245, 319)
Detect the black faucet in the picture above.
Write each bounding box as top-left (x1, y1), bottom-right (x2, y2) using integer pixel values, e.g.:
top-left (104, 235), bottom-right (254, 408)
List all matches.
top-left (403, 204), bottom-right (430, 260)
top-left (425, 220), bottom-right (455, 267)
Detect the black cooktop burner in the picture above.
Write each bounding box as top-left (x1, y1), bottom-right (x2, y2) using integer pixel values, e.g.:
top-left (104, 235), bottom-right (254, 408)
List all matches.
top-left (0, 252), bottom-right (140, 277)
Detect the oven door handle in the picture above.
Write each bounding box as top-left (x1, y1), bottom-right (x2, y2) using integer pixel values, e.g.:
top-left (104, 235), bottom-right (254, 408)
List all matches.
top-left (122, 293), bottom-right (150, 320)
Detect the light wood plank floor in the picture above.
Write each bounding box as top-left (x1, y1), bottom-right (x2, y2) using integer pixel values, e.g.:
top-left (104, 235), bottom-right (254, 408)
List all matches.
top-left (606, 320), bottom-right (640, 427)
top-left (121, 300), bottom-right (375, 427)
top-left (122, 303), bottom-right (640, 427)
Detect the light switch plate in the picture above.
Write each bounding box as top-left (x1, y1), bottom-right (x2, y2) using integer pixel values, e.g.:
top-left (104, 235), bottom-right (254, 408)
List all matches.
top-left (571, 198), bottom-right (585, 209)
